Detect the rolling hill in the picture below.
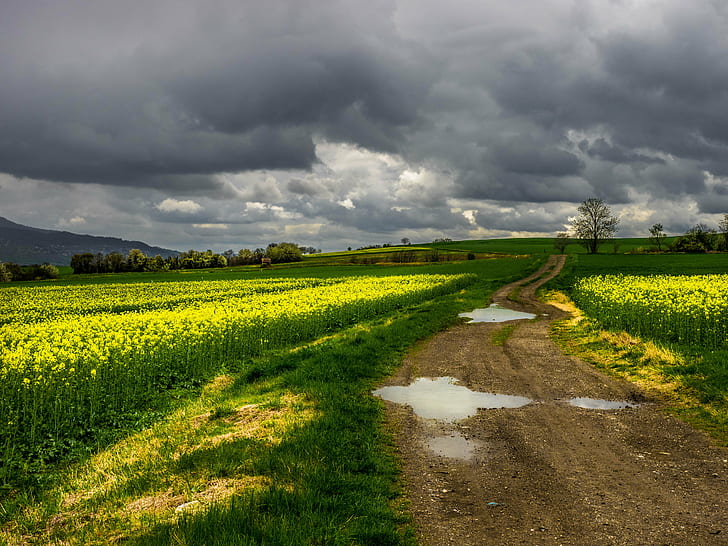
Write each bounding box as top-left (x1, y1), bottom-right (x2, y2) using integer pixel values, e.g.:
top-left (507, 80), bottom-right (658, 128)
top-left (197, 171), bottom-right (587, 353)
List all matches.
top-left (0, 216), bottom-right (178, 265)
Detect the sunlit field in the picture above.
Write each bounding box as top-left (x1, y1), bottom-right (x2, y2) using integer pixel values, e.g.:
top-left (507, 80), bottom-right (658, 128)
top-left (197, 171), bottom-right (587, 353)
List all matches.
top-left (548, 252), bottom-right (728, 448)
top-left (5, 240), bottom-right (728, 544)
top-left (0, 254), bottom-right (539, 544)
top-left (0, 273), bottom-right (474, 478)
top-left (572, 274), bottom-right (728, 347)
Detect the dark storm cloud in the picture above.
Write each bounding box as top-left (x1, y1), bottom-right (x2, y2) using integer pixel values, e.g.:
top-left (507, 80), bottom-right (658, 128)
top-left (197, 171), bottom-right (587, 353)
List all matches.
top-left (287, 179), bottom-right (326, 196)
top-left (472, 205), bottom-right (566, 234)
top-left (580, 139), bottom-right (665, 166)
top-left (3, 0), bottom-right (728, 250)
top-left (492, 145), bottom-right (582, 178)
top-left (0, 0), bottom-right (432, 191)
top-left (320, 200), bottom-right (470, 232)
top-left (479, 1), bottom-right (728, 204)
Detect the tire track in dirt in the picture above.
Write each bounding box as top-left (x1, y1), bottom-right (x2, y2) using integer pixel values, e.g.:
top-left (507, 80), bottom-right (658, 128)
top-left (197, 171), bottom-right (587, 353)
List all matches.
top-left (379, 255), bottom-right (728, 545)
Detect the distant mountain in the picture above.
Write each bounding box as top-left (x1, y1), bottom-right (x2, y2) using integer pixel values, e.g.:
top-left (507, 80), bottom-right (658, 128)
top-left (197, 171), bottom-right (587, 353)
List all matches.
top-left (0, 217), bottom-right (179, 265)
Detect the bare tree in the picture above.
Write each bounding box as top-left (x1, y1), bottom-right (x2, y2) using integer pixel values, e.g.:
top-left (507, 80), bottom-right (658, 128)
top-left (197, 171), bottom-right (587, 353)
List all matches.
top-left (648, 223), bottom-right (666, 251)
top-left (719, 214), bottom-right (728, 250)
top-left (571, 198), bottom-right (619, 254)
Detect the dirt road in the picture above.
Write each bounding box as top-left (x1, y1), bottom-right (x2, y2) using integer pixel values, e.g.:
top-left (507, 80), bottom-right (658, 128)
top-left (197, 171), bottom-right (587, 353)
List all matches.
top-left (380, 255), bottom-right (728, 545)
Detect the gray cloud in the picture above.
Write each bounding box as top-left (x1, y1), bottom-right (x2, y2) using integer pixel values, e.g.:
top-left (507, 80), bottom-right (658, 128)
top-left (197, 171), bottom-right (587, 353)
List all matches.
top-left (287, 178), bottom-right (327, 196)
top-left (0, 0), bottom-right (431, 192)
top-left (2, 0), bottom-right (728, 252)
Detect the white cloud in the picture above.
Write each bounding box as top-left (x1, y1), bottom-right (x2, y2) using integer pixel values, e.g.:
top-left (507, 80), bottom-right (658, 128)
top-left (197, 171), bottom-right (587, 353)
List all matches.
top-left (58, 215), bottom-right (87, 227)
top-left (156, 198), bottom-right (202, 214)
top-left (192, 223), bottom-right (228, 229)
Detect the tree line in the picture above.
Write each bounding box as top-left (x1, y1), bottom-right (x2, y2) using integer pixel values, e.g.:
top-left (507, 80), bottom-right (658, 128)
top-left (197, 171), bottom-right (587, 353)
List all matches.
top-left (0, 262), bottom-right (59, 282)
top-left (70, 242), bottom-right (317, 274)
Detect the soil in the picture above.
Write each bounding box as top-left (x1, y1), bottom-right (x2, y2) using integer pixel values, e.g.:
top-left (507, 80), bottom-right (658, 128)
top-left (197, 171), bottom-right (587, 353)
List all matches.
top-left (380, 255), bottom-right (728, 545)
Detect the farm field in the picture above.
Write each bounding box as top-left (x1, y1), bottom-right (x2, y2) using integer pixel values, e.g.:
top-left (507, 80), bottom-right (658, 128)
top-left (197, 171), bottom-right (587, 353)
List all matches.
top-left (2, 240), bottom-right (728, 544)
top-left (34, 236), bottom-right (680, 286)
top-left (549, 251), bottom-right (728, 444)
top-left (421, 236), bottom-right (678, 256)
top-left (0, 273), bottom-right (476, 473)
top-left (572, 273), bottom-right (728, 347)
top-left (0, 252), bottom-right (540, 544)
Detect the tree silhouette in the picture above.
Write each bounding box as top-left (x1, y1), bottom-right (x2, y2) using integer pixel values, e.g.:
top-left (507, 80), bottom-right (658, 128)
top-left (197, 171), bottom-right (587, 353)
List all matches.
top-left (648, 223), bottom-right (666, 251)
top-left (571, 198), bottom-right (619, 254)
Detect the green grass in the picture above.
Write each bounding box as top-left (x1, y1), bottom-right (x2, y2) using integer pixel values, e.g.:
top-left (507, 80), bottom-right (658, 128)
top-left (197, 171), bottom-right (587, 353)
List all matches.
top-left (491, 324), bottom-right (518, 346)
top-left (6, 238), bottom-right (728, 542)
top-left (12, 250), bottom-right (529, 288)
top-left (9, 236), bottom-right (680, 287)
top-left (544, 251), bottom-right (728, 445)
top-left (546, 252), bottom-right (728, 293)
top-left (550, 307), bottom-right (728, 445)
top-left (420, 237), bottom-right (677, 256)
top-left (0, 255), bottom-right (540, 544)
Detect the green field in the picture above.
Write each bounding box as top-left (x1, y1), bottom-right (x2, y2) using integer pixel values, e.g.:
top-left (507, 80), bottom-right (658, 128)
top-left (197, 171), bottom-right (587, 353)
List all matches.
top-left (0, 250), bottom-right (541, 544)
top-left (2, 238), bottom-right (727, 544)
top-left (421, 236), bottom-right (678, 255)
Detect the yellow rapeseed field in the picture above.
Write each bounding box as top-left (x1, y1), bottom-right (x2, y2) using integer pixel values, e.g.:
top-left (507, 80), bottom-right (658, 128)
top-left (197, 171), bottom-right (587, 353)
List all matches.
top-left (0, 273), bottom-right (474, 457)
top-left (572, 274), bottom-right (728, 347)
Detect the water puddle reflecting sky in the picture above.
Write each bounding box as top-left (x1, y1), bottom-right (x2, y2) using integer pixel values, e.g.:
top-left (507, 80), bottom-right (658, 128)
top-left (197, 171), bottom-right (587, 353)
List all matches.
top-left (372, 377), bottom-right (532, 422)
top-left (567, 398), bottom-right (638, 410)
top-left (375, 377), bottom-right (642, 461)
top-left (427, 433), bottom-right (479, 460)
top-left (459, 304), bottom-right (536, 323)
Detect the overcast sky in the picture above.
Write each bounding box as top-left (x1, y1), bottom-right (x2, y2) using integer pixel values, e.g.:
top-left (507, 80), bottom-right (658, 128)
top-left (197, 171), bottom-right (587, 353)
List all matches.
top-left (2, 0), bottom-right (727, 252)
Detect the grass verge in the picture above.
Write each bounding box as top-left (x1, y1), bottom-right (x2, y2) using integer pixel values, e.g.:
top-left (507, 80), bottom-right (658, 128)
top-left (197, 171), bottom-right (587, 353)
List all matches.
top-left (547, 291), bottom-right (728, 446)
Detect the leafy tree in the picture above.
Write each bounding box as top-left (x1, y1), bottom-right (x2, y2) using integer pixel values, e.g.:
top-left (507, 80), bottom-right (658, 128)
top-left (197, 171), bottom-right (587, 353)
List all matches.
top-left (126, 249), bottom-right (148, 272)
top-left (689, 224), bottom-right (716, 247)
top-left (146, 255), bottom-right (168, 272)
top-left (3, 262), bottom-right (24, 280)
top-left (235, 248), bottom-right (257, 265)
top-left (671, 235), bottom-right (707, 253)
top-left (3, 262), bottom-right (59, 280)
top-left (70, 253), bottom-right (96, 274)
top-left (103, 252), bottom-right (125, 273)
top-left (38, 264), bottom-right (59, 279)
top-left (553, 232), bottom-right (570, 254)
top-left (179, 249), bottom-right (202, 269)
top-left (648, 223), bottom-right (667, 251)
top-left (671, 223), bottom-right (717, 253)
top-left (401, 237), bottom-right (411, 246)
top-left (266, 242), bottom-right (303, 264)
top-left (571, 198), bottom-right (619, 254)
top-left (0, 263), bottom-right (11, 282)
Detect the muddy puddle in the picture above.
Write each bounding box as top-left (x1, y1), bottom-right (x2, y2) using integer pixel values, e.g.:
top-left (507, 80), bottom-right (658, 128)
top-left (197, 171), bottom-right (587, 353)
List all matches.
top-left (372, 377), bottom-right (532, 422)
top-left (427, 433), bottom-right (480, 460)
top-left (568, 397), bottom-right (639, 410)
top-left (375, 377), bottom-right (642, 463)
top-left (459, 304), bottom-right (536, 323)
